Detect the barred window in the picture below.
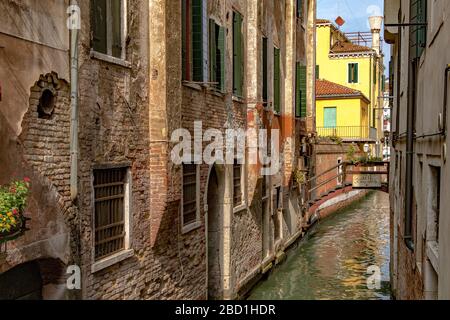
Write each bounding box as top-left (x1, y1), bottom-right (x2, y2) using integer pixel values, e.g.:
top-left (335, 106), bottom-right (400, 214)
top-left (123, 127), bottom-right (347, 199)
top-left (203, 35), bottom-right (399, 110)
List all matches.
top-left (93, 167), bottom-right (129, 261)
top-left (183, 164), bottom-right (198, 226)
top-left (233, 160), bottom-right (243, 207)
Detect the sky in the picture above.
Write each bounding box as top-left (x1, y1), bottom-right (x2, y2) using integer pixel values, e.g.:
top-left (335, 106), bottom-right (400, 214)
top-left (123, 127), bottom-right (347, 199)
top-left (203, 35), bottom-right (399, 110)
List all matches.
top-left (317, 0), bottom-right (390, 76)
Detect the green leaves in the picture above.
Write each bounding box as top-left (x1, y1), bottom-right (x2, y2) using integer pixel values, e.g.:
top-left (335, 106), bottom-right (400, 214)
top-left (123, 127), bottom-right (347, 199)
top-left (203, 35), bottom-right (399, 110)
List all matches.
top-left (0, 179), bottom-right (30, 234)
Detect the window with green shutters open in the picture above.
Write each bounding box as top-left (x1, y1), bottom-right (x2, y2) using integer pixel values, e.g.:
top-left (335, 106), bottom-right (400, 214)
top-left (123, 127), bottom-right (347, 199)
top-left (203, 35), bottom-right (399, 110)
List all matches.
top-left (91, 0), bottom-right (126, 60)
top-left (273, 47), bottom-right (281, 114)
top-left (182, 0), bottom-right (206, 82)
top-left (209, 20), bottom-right (226, 92)
top-left (410, 0), bottom-right (427, 60)
top-left (348, 63), bottom-right (359, 83)
top-left (295, 63), bottom-right (306, 118)
top-left (262, 37), bottom-right (268, 103)
top-left (233, 11), bottom-right (244, 97)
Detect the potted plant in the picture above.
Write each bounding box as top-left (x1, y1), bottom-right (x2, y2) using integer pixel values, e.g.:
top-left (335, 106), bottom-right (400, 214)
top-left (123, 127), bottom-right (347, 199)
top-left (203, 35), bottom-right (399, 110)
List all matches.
top-left (293, 169), bottom-right (307, 189)
top-left (0, 178), bottom-right (31, 243)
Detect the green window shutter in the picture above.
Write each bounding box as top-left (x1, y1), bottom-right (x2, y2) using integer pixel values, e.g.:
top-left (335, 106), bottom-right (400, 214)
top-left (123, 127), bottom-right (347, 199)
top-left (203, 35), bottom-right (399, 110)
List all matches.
top-left (295, 63), bottom-right (301, 117)
top-left (233, 12), bottom-right (244, 97)
top-left (354, 63), bottom-right (359, 83)
top-left (92, 0), bottom-right (107, 54)
top-left (373, 64), bottom-right (377, 85)
top-left (209, 19), bottom-right (217, 86)
top-left (218, 26), bottom-right (226, 92)
top-left (182, 0), bottom-right (188, 80)
top-left (315, 65), bottom-right (320, 79)
top-left (410, 0), bottom-right (427, 59)
top-left (192, 0), bottom-right (203, 82)
top-left (299, 65), bottom-right (307, 117)
top-left (111, 0), bottom-right (122, 58)
top-left (262, 37), bottom-right (268, 101)
top-left (273, 48), bottom-right (281, 114)
top-left (348, 64), bottom-right (352, 83)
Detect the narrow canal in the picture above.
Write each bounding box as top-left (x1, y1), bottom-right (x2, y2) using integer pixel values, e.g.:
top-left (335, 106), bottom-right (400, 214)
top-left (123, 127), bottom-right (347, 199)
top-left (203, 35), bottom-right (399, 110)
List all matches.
top-left (248, 191), bottom-right (391, 300)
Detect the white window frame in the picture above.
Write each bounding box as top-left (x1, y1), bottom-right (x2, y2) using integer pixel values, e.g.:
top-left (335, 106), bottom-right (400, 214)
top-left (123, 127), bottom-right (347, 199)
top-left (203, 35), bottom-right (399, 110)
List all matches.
top-left (181, 164), bottom-right (201, 233)
top-left (90, 0), bottom-right (130, 67)
top-left (91, 166), bottom-right (134, 273)
top-left (347, 62), bottom-right (359, 84)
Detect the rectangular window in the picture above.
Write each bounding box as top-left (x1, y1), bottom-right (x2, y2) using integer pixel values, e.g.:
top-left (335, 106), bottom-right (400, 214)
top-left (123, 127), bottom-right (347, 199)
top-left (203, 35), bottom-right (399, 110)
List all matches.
top-left (348, 63), bottom-right (359, 83)
top-left (296, 0), bottom-right (303, 18)
top-left (410, 0), bottom-right (427, 59)
top-left (93, 167), bottom-right (130, 261)
top-left (209, 20), bottom-right (226, 91)
top-left (182, 164), bottom-right (199, 226)
top-left (373, 63), bottom-right (377, 85)
top-left (273, 47), bottom-right (281, 114)
top-left (182, 0), bottom-right (205, 81)
top-left (262, 37), bottom-right (268, 102)
top-left (323, 107), bottom-right (337, 128)
top-left (233, 11), bottom-right (244, 97)
top-left (91, 0), bottom-right (125, 59)
top-left (233, 160), bottom-right (243, 208)
top-left (296, 63), bottom-right (307, 118)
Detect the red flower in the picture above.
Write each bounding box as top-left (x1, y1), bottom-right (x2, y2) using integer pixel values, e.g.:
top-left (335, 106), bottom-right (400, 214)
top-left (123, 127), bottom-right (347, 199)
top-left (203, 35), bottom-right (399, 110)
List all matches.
top-left (24, 177), bottom-right (31, 183)
top-left (12, 209), bottom-right (19, 215)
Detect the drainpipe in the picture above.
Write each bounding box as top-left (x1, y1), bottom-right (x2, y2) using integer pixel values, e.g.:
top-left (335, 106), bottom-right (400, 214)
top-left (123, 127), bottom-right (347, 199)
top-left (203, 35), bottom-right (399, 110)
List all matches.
top-left (444, 65), bottom-right (450, 137)
top-left (70, 2), bottom-right (79, 202)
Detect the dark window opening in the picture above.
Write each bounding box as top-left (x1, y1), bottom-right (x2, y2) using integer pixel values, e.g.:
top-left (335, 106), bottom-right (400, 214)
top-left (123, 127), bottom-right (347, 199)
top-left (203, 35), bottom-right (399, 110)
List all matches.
top-left (233, 160), bottom-right (242, 207)
top-left (38, 89), bottom-right (56, 119)
top-left (183, 164), bottom-right (198, 226)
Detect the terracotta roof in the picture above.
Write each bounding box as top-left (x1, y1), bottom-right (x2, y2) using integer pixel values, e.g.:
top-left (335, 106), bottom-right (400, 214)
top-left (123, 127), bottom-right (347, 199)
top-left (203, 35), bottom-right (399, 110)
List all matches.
top-left (316, 79), bottom-right (369, 103)
top-left (331, 41), bottom-right (374, 54)
top-left (316, 19), bottom-right (331, 24)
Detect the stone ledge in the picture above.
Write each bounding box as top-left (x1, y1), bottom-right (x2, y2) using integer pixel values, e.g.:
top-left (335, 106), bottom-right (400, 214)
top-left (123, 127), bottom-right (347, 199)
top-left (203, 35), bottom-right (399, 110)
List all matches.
top-left (91, 249), bottom-right (134, 274)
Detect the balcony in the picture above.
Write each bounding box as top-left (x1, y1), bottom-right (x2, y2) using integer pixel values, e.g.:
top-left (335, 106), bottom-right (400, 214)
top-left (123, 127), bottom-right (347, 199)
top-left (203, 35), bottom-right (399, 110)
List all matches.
top-left (317, 126), bottom-right (377, 142)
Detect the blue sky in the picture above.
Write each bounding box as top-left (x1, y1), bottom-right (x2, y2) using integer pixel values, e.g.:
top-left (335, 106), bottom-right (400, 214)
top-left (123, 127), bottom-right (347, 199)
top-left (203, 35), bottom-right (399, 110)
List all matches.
top-left (317, 0), bottom-right (390, 75)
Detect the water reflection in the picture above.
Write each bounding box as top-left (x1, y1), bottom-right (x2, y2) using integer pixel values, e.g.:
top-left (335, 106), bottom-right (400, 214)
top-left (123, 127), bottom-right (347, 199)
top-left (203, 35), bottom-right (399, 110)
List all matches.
top-left (248, 192), bottom-right (391, 300)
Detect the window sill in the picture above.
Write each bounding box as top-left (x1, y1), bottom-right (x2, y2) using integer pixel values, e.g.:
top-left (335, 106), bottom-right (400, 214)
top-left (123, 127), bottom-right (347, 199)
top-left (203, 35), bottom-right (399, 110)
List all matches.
top-left (233, 204), bottom-right (247, 214)
top-left (232, 95), bottom-right (245, 103)
top-left (91, 249), bottom-right (134, 274)
top-left (182, 220), bottom-right (202, 234)
top-left (182, 81), bottom-right (203, 91)
top-left (90, 50), bottom-right (131, 68)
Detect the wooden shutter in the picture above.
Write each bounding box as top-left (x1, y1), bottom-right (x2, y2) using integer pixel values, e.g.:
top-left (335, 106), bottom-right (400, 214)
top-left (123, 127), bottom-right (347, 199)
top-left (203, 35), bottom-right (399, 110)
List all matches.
top-left (299, 65), bottom-right (307, 117)
top-left (192, 0), bottom-right (203, 81)
top-left (354, 63), bottom-right (359, 83)
top-left (262, 37), bottom-right (268, 102)
top-left (182, 0), bottom-right (190, 80)
top-left (218, 26), bottom-right (226, 91)
top-left (316, 65), bottom-right (320, 79)
top-left (274, 48), bottom-right (281, 114)
top-left (233, 12), bottom-right (244, 97)
top-left (233, 161), bottom-right (242, 207)
top-left (297, 0), bottom-right (303, 18)
top-left (111, 0), bottom-right (122, 58)
top-left (209, 19), bottom-right (217, 86)
top-left (410, 0), bottom-right (427, 59)
top-left (92, 0), bottom-right (107, 54)
top-left (348, 64), bottom-right (352, 83)
top-left (295, 63), bottom-right (301, 117)
top-left (183, 164), bottom-right (197, 225)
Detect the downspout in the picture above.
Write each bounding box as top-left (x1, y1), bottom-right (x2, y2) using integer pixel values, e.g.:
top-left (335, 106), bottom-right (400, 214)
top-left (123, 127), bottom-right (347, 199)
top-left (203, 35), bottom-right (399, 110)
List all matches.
top-left (70, 6), bottom-right (79, 202)
top-left (444, 65), bottom-right (450, 138)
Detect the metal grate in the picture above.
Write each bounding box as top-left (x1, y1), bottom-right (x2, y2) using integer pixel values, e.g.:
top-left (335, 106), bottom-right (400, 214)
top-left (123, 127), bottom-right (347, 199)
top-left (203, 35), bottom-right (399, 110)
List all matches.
top-left (183, 164), bottom-right (197, 225)
top-left (93, 167), bottom-right (127, 260)
top-left (233, 161), bottom-right (242, 207)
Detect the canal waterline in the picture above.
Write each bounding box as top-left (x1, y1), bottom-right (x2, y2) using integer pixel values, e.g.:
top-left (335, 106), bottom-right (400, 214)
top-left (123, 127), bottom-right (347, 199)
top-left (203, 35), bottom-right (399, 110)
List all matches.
top-left (248, 191), bottom-right (391, 300)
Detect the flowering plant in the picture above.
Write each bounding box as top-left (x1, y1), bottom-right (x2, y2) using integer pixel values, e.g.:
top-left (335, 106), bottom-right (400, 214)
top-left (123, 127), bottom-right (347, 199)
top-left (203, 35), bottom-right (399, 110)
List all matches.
top-left (0, 178), bottom-right (31, 235)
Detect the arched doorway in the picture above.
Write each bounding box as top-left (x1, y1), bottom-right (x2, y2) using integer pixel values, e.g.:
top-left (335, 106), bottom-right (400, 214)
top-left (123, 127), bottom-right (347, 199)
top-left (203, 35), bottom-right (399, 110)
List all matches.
top-left (207, 166), bottom-right (222, 300)
top-left (0, 261), bottom-right (42, 300)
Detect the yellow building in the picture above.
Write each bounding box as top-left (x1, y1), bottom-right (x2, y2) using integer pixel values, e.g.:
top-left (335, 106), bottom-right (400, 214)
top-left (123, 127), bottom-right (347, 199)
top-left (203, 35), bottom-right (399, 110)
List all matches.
top-left (316, 79), bottom-right (374, 141)
top-left (315, 18), bottom-right (385, 152)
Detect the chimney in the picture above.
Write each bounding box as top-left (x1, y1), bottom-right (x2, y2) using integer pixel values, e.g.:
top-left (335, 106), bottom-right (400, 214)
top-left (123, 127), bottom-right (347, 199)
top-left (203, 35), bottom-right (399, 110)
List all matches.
top-left (369, 16), bottom-right (383, 55)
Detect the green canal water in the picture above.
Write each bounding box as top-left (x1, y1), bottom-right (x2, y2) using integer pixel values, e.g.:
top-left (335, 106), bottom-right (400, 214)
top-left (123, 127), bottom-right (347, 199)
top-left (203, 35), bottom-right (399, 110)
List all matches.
top-left (248, 191), bottom-right (391, 300)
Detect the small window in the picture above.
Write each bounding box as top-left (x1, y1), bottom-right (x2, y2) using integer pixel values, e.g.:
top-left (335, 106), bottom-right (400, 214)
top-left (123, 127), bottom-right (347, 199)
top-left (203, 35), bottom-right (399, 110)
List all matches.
top-left (209, 20), bottom-right (226, 91)
top-left (182, 164), bottom-right (199, 226)
top-left (182, 0), bottom-right (205, 81)
top-left (296, 0), bottom-right (303, 19)
top-left (348, 63), bottom-right (359, 83)
top-left (93, 167), bottom-right (130, 261)
top-left (233, 160), bottom-right (243, 208)
top-left (273, 47), bottom-right (281, 114)
top-left (233, 11), bottom-right (244, 97)
top-left (91, 0), bottom-right (126, 59)
top-left (38, 88), bottom-right (56, 119)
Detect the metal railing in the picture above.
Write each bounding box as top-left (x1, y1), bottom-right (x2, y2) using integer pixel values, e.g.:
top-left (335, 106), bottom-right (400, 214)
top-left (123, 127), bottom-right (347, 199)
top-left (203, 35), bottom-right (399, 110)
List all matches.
top-left (317, 126), bottom-right (377, 141)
